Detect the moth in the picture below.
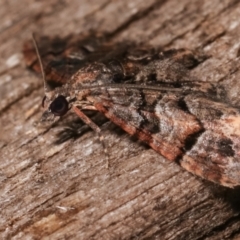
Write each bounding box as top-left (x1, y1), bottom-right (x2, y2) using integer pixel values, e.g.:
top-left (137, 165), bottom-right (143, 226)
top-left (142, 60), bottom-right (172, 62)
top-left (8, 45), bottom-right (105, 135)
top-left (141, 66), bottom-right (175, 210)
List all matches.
top-left (23, 34), bottom-right (240, 188)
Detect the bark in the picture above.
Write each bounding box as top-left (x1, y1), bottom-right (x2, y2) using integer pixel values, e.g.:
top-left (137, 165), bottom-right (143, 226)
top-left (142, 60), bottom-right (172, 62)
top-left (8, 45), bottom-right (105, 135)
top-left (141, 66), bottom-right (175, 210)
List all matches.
top-left (1, 0), bottom-right (240, 239)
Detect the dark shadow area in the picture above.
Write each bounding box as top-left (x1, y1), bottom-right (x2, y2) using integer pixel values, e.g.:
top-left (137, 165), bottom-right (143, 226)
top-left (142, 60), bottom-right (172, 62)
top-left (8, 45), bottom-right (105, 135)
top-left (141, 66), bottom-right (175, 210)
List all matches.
top-left (210, 184), bottom-right (240, 212)
top-left (53, 111), bottom-right (108, 144)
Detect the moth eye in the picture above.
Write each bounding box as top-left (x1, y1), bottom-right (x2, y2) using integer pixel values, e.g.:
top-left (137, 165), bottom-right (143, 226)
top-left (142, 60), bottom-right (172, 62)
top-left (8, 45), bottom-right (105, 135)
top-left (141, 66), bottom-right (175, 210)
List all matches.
top-left (49, 95), bottom-right (69, 116)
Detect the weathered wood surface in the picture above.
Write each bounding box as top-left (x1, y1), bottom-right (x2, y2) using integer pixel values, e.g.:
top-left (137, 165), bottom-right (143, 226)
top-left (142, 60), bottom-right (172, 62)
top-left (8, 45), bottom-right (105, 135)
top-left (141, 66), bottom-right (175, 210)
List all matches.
top-left (1, 0), bottom-right (240, 239)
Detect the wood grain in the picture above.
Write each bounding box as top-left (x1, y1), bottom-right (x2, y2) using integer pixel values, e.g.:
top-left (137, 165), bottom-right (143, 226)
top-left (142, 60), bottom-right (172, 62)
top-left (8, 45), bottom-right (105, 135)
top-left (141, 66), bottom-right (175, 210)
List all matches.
top-left (1, 0), bottom-right (240, 239)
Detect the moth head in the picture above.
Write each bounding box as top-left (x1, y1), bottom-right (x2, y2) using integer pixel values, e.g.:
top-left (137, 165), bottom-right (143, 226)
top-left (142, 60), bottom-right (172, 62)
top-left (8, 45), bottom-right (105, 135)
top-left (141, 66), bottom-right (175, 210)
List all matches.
top-left (40, 90), bottom-right (72, 122)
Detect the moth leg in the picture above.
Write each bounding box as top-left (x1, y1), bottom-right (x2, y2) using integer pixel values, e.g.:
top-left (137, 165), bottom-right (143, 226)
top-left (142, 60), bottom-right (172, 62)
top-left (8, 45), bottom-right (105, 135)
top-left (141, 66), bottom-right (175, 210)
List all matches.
top-left (81, 105), bottom-right (97, 111)
top-left (72, 106), bottom-right (110, 168)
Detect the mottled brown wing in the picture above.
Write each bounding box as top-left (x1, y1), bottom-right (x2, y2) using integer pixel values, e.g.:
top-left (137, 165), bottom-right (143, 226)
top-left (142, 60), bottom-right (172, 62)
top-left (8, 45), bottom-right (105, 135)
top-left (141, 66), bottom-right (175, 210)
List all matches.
top-left (22, 33), bottom-right (115, 87)
top-left (23, 33), bottom-right (97, 87)
top-left (181, 95), bottom-right (240, 187)
top-left (92, 88), bottom-right (202, 161)
top-left (91, 88), bottom-right (240, 187)
top-left (23, 33), bottom-right (207, 88)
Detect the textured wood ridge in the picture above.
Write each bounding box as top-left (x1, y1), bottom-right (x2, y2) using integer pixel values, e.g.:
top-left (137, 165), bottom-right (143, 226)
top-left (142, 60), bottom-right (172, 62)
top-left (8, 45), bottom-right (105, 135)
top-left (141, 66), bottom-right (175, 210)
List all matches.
top-left (1, 1), bottom-right (240, 239)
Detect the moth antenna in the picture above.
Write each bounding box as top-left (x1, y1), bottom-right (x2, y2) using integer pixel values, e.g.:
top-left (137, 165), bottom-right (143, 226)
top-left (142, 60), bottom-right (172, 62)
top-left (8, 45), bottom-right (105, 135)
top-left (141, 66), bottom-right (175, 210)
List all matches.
top-left (32, 33), bottom-right (51, 93)
top-left (77, 83), bottom-right (182, 92)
